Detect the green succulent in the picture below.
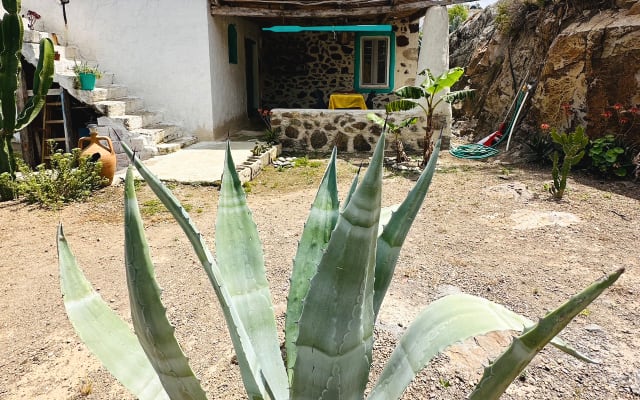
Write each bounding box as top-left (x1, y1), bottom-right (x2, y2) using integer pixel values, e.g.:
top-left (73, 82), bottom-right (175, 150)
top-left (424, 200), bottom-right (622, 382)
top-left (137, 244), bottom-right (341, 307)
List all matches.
top-left (58, 131), bottom-right (622, 399)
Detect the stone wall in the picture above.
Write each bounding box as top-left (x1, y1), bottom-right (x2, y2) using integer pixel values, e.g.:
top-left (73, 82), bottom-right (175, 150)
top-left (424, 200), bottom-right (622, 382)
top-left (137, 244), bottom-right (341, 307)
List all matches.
top-left (261, 19), bottom-right (421, 110)
top-left (271, 109), bottom-right (429, 154)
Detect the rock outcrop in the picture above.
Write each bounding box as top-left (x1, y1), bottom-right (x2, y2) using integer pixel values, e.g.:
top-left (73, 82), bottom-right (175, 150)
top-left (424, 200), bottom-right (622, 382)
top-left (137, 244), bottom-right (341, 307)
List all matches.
top-left (450, 0), bottom-right (640, 147)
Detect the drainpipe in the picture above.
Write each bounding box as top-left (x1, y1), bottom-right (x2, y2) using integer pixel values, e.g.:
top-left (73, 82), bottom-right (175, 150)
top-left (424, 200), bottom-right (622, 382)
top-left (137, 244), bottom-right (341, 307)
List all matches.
top-left (416, 6), bottom-right (452, 149)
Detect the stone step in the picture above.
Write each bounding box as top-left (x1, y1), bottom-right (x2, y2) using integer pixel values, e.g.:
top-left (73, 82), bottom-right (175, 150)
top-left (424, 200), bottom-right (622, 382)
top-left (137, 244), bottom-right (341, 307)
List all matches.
top-left (53, 45), bottom-right (79, 60)
top-left (93, 97), bottom-right (143, 117)
top-left (131, 124), bottom-right (183, 145)
top-left (156, 136), bottom-right (198, 155)
top-left (111, 111), bottom-right (163, 131)
top-left (66, 84), bottom-right (129, 103)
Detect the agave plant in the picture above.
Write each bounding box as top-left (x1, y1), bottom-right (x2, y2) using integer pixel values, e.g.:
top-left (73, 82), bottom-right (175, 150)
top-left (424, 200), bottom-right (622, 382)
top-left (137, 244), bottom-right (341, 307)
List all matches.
top-left (58, 131), bottom-right (622, 400)
top-left (385, 67), bottom-right (475, 166)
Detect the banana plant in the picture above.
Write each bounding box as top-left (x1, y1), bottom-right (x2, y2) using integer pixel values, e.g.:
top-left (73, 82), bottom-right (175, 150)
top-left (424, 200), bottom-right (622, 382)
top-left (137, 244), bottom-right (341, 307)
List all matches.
top-left (0, 0), bottom-right (55, 180)
top-left (385, 67), bottom-right (475, 166)
top-left (58, 130), bottom-right (622, 399)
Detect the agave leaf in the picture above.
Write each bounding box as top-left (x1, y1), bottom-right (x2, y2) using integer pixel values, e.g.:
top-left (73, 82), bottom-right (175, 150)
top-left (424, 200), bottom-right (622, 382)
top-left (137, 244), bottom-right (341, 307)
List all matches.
top-left (122, 143), bottom-right (278, 399)
top-left (58, 224), bottom-right (170, 400)
top-left (291, 134), bottom-right (386, 399)
top-left (216, 142), bottom-right (289, 398)
top-left (378, 204), bottom-right (399, 237)
top-left (124, 167), bottom-right (208, 399)
top-left (469, 268), bottom-right (624, 400)
top-left (285, 147), bottom-right (340, 381)
top-left (373, 138), bottom-right (441, 318)
top-left (343, 162), bottom-right (361, 210)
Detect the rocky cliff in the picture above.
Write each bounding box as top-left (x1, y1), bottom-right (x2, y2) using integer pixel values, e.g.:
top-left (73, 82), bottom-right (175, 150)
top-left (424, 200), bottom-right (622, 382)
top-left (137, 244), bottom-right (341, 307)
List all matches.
top-left (450, 0), bottom-right (640, 149)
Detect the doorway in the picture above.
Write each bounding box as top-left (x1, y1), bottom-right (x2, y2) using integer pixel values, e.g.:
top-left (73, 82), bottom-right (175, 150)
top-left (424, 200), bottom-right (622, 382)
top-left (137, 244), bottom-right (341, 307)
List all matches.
top-left (245, 38), bottom-right (258, 117)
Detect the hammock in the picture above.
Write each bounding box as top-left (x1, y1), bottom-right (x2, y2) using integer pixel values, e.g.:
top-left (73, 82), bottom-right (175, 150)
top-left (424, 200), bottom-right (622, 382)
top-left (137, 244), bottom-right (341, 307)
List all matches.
top-left (450, 84), bottom-right (530, 160)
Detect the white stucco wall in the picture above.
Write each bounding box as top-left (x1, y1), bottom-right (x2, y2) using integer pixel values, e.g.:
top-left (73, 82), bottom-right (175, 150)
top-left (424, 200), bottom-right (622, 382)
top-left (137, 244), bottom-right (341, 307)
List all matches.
top-left (18, 0), bottom-right (251, 139)
top-left (207, 16), bottom-right (261, 138)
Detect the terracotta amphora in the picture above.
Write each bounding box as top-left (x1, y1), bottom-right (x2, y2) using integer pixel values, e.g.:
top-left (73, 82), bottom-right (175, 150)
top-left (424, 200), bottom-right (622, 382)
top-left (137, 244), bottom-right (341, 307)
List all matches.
top-left (78, 126), bottom-right (116, 186)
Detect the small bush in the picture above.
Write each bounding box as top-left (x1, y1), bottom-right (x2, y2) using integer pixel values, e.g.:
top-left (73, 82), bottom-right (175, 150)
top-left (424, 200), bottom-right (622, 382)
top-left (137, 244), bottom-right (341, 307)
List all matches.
top-left (589, 135), bottom-right (631, 177)
top-left (0, 172), bottom-right (17, 201)
top-left (17, 148), bottom-right (107, 208)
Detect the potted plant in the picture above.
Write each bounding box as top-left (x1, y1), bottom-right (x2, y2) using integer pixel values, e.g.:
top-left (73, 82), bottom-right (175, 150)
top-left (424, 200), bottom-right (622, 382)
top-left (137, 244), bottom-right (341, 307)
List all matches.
top-left (73, 61), bottom-right (102, 90)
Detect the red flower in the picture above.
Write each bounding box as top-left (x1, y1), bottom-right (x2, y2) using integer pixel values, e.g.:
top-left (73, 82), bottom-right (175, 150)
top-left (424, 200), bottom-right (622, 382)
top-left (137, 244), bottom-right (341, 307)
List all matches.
top-left (602, 111), bottom-right (613, 119)
top-left (630, 106), bottom-right (639, 115)
top-left (613, 103), bottom-right (623, 110)
top-left (620, 117), bottom-right (630, 124)
top-left (540, 123), bottom-right (550, 131)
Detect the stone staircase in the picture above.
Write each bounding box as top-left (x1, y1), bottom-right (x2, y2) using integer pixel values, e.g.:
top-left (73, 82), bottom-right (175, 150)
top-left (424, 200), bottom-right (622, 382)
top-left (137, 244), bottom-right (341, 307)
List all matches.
top-left (20, 27), bottom-right (196, 166)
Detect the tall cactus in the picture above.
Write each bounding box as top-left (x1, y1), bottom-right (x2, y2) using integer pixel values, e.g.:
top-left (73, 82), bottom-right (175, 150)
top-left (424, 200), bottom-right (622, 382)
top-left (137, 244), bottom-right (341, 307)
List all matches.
top-left (0, 0), bottom-right (55, 178)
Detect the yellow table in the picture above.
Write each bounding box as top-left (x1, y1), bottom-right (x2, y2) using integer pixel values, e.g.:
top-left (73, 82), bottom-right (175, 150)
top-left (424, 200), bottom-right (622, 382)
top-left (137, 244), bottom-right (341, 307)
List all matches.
top-left (328, 93), bottom-right (367, 110)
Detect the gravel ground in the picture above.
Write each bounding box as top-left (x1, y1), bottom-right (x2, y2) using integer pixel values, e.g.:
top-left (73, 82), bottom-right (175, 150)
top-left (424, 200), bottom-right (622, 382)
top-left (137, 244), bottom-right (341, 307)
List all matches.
top-left (0, 150), bottom-right (638, 399)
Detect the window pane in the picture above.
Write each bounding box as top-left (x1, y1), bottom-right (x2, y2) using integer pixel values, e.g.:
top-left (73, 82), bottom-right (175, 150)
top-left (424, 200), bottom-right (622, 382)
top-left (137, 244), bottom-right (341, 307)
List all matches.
top-left (376, 39), bottom-right (387, 84)
top-left (362, 40), bottom-right (373, 85)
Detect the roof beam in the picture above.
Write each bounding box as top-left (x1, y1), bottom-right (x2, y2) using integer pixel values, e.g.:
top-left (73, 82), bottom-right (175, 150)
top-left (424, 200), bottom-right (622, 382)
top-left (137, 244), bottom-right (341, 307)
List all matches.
top-left (211, 0), bottom-right (476, 18)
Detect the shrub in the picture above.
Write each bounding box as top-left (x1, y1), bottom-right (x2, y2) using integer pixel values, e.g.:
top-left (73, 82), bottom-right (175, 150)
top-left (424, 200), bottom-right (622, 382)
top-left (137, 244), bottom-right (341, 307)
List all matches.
top-left (57, 134), bottom-right (622, 399)
top-left (17, 147), bottom-right (106, 207)
top-left (448, 4), bottom-right (469, 32)
top-left (589, 134), bottom-right (631, 177)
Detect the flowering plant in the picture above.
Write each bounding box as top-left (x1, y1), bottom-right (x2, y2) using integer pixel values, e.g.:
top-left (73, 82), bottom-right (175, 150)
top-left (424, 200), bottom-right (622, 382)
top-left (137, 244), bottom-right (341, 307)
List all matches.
top-left (591, 102), bottom-right (639, 178)
top-left (26, 10), bottom-right (40, 30)
top-left (257, 108), bottom-right (281, 144)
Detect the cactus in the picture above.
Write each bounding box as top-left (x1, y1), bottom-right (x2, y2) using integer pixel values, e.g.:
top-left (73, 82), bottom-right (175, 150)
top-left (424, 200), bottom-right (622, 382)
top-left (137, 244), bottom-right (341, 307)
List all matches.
top-left (549, 126), bottom-right (589, 199)
top-left (58, 131), bottom-right (622, 399)
top-left (0, 0), bottom-right (55, 179)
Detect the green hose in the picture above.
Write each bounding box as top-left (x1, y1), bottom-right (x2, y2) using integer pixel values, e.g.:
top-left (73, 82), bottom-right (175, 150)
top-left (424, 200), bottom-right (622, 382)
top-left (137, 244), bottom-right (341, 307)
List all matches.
top-left (449, 143), bottom-right (500, 159)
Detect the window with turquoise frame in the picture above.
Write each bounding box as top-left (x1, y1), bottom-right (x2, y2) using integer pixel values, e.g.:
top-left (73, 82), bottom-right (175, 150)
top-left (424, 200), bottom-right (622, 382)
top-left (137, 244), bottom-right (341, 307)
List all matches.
top-left (228, 24), bottom-right (238, 64)
top-left (354, 31), bottom-right (395, 93)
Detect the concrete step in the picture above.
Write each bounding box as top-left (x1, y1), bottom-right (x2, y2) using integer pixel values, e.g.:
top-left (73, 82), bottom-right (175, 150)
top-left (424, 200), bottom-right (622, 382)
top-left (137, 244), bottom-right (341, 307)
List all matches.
top-left (131, 124), bottom-right (183, 145)
top-left (53, 45), bottom-right (79, 60)
top-left (156, 136), bottom-right (198, 155)
top-left (111, 111), bottom-right (163, 131)
top-left (66, 84), bottom-right (128, 103)
top-left (93, 97), bottom-right (143, 117)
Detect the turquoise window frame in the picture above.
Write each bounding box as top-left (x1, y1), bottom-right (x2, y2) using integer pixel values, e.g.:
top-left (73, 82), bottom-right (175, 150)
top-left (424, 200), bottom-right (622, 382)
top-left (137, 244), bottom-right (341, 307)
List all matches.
top-left (354, 31), bottom-right (395, 93)
top-left (228, 24), bottom-right (238, 64)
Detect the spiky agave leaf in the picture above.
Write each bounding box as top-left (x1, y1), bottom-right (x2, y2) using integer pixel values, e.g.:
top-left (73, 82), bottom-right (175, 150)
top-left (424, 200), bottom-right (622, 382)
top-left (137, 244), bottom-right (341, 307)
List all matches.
top-left (291, 134), bottom-right (386, 399)
top-left (124, 167), bottom-right (208, 399)
top-left (216, 142), bottom-right (289, 399)
top-left (122, 143), bottom-right (283, 399)
top-left (285, 147), bottom-right (340, 381)
top-left (58, 224), bottom-right (170, 400)
top-left (469, 268), bottom-right (624, 400)
top-left (373, 137), bottom-right (441, 318)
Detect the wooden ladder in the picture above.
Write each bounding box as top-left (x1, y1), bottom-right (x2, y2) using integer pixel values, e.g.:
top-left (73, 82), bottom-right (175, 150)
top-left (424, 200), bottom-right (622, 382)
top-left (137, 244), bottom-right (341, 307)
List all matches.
top-left (41, 89), bottom-right (73, 164)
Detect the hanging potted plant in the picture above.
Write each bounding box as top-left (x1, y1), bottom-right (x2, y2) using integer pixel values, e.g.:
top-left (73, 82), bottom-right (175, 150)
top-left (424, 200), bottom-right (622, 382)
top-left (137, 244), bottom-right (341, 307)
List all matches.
top-left (73, 61), bottom-right (102, 90)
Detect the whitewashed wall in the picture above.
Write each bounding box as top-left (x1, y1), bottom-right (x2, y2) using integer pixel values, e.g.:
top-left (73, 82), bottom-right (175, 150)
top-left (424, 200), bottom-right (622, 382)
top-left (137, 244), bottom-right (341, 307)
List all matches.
top-left (18, 0), bottom-right (254, 140)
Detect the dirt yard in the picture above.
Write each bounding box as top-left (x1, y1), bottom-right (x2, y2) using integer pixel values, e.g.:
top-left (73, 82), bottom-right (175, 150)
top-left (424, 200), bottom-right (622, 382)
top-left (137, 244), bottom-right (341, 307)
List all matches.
top-left (0, 150), bottom-right (638, 399)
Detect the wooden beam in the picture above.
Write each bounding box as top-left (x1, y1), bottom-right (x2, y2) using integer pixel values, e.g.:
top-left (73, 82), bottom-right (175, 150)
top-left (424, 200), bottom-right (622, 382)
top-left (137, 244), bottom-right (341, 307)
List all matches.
top-left (211, 0), bottom-right (475, 18)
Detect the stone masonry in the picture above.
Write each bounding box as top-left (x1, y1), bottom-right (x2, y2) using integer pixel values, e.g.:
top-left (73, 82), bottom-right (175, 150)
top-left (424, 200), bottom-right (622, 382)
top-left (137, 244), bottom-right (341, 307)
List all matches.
top-left (272, 109), bottom-right (431, 153)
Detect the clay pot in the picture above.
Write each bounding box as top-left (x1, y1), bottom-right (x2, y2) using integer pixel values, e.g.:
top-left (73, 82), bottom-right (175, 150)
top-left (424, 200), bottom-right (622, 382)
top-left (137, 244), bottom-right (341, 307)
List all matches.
top-left (78, 127), bottom-right (116, 186)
